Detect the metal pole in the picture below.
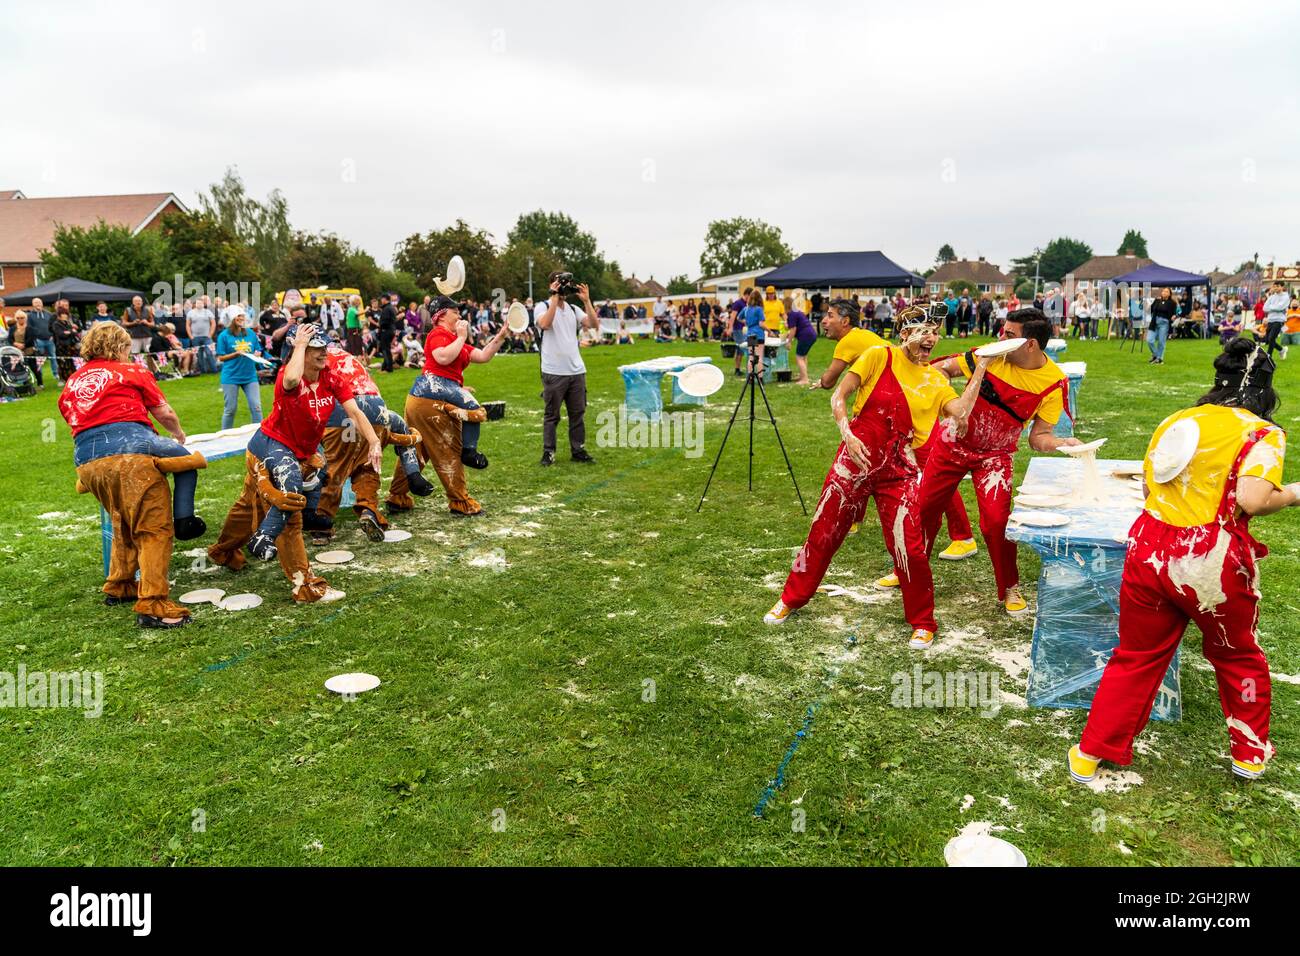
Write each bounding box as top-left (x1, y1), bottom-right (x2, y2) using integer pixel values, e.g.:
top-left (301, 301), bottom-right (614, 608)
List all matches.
top-left (527, 257), bottom-right (534, 301)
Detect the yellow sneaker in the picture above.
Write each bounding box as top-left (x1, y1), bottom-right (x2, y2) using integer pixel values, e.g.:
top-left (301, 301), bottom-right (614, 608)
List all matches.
top-left (938, 538), bottom-right (979, 561)
top-left (1231, 758), bottom-right (1266, 780)
top-left (764, 599), bottom-right (793, 625)
top-left (1068, 745), bottom-right (1100, 783)
top-left (875, 571), bottom-right (900, 589)
top-left (848, 522), bottom-right (860, 535)
top-left (1004, 587), bottom-right (1029, 616)
top-left (908, 628), bottom-right (935, 649)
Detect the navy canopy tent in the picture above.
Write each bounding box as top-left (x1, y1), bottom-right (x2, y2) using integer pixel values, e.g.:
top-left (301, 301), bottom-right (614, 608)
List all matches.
top-left (0, 275), bottom-right (145, 306)
top-left (757, 251), bottom-right (924, 290)
top-left (1110, 263), bottom-right (1210, 286)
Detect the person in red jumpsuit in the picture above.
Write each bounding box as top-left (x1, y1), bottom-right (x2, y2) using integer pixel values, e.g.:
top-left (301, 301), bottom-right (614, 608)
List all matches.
top-left (764, 305), bottom-right (988, 648)
top-left (1071, 339), bottom-right (1298, 782)
top-left (920, 308), bottom-right (1080, 616)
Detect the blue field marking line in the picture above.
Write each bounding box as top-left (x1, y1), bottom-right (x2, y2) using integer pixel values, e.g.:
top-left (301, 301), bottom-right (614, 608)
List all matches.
top-left (752, 632), bottom-right (859, 818)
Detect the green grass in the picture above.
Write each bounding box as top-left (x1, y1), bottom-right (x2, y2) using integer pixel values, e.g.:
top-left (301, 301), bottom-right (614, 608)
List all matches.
top-left (2, 334), bottom-right (1298, 866)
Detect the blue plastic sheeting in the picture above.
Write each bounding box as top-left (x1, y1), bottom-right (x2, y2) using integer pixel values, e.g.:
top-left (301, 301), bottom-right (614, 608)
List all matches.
top-left (619, 356), bottom-right (715, 421)
top-left (1006, 457), bottom-right (1181, 721)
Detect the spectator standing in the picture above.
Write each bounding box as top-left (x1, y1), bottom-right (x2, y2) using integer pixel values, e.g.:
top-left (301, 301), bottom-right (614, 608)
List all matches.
top-left (875, 295), bottom-right (893, 337)
top-left (535, 272), bottom-right (598, 466)
top-left (26, 297), bottom-right (60, 382)
top-left (977, 293), bottom-right (994, 337)
top-left (122, 295), bottom-right (154, 357)
top-left (344, 295), bottom-right (364, 356)
top-left (53, 305), bottom-right (80, 381)
top-left (1147, 286), bottom-right (1177, 364)
top-left (10, 310), bottom-right (44, 386)
top-left (186, 297), bottom-right (218, 374)
top-left (215, 312), bottom-right (266, 428)
top-left (942, 290), bottom-right (959, 337)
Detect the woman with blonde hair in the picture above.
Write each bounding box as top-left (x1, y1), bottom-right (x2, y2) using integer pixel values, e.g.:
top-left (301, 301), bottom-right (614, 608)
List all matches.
top-left (58, 322), bottom-right (207, 628)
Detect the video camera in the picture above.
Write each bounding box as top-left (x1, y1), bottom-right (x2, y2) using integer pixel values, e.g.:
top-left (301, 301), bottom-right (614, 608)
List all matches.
top-left (552, 272), bottom-right (581, 296)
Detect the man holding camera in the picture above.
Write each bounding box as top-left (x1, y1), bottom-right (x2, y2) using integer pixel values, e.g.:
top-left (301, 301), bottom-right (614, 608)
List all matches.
top-left (535, 271), bottom-right (599, 466)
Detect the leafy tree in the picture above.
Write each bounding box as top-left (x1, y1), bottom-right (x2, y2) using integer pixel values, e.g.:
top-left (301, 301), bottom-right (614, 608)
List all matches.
top-left (1009, 237), bottom-right (1092, 284)
top-left (492, 240), bottom-right (563, 301)
top-left (936, 243), bottom-right (957, 265)
top-left (198, 167), bottom-right (291, 281)
top-left (376, 269), bottom-right (425, 305)
top-left (1117, 229), bottom-right (1149, 257)
top-left (698, 217), bottom-right (793, 277)
top-left (508, 211), bottom-right (604, 284)
top-left (158, 209), bottom-right (262, 287)
top-left (39, 220), bottom-right (175, 290)
top-left (666, 274), bottom-right (695, 295)
top-left (946, 279), bottom-right (977, 296)
top-left (270, 231), bottom-right (382, 296)
top-left (1014, 279), bottom-right (1036, 299)
top-left (393, 219), bottom-right (499, 301)
top-left (594, 259), bottom-right (633, 300)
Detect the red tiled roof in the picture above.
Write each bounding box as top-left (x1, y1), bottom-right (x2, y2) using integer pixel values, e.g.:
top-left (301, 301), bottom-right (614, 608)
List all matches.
top-left (927, 258), bottom-right (1012, 285)
top-left (0, 192), bottom-right (184, 264)
top-left (1066, 255), bottom-right (1153, 280)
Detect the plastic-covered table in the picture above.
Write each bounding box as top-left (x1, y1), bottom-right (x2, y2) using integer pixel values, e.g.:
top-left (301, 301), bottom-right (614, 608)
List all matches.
top-left (1005, 456), bottom-right (1181, 721)
top-left (618, 356), bottom-right (715, 421)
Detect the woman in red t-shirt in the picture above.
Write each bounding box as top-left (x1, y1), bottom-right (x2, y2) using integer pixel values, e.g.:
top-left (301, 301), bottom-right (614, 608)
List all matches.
top-left (208, 324), bottom-right (385, 603)
top-left (409, 296), bottom-right (509, 469)
top-left (59, 323), bottom-right (206, 628)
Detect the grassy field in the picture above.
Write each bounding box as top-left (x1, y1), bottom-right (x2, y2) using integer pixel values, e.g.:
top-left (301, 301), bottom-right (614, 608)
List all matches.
top-left (2, 333), bottom-right (1298, 866)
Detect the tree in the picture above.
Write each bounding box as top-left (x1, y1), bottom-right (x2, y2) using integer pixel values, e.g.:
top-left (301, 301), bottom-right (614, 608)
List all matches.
top-left (198, 167), bottom-right (291, 281)
top-left (508, 210), bottom-right (604, 282)
top-left (666, 274), bottom-right (695, 295)
top-left (1014, 279), bottom-right (1036, 300)
top-left (936, 243), bottom-right (957, 265)
top-left (492, 240), bottom-right (563, 301)
top-left (158, 209), bottom-right (262, 288)
top-left (1009, 237), bottom-right (1093, 284)
top-left (270, 231), bottom-right (384, 297)
top-left (1117, 229), bottom-right (1149, 258)
top-left (946, 279), bottom-right (977, 296)
top-left (393, 219), bottom-right (499, 302)
top-left (39, 220), bottom-right (175, 291)
top-left (375, 269), bottom-right (425, 304)
top-left (699, 217), bottom-right (793, 277)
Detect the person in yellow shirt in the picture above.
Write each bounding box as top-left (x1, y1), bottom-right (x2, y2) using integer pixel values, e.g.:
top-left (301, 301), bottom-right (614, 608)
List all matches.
top-left (761, 285), bottom-right (785, 334)
top-left (765, 306), bottom-right (989, 648)
top-left (921, 308), bottom-right (1081, 615)
top-left (1071, 339), bottom-right (1298, 784)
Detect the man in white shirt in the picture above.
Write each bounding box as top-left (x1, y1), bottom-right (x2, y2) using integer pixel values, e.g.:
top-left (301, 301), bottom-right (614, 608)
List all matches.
top-left (535, 271), bottom-right (599, 466)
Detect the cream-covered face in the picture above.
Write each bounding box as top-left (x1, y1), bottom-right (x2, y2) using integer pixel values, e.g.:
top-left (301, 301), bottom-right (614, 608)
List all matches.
top-left (900, 324), bottom-right (940, 363)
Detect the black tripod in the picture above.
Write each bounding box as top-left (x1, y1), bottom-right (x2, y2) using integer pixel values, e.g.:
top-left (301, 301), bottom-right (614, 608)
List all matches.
top-left (697, 337), bottom-right (806, 514)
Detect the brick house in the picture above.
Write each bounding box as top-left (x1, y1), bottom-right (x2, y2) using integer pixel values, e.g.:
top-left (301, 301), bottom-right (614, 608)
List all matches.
top-left (0, 189), bottom-right (187, 304)
top-left (1062, 253), bottom-right (1153, 296)
top-left (926, 257), bottom-right (1014, 296)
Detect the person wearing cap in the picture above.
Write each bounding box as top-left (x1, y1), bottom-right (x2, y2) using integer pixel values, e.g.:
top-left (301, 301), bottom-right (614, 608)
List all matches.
top-left (207, 323), bottom-right (384, 602)
top-left (58, 322), bottom-right (208, 628)
top-left (1070, 338), bottom-right (1298, 785)
top-left (761, 285), bottom-right (785, 336)
top-left (316, 345), bottom-right (432, 540)
top-left (920, 308), bottom-right (1079, 617)
top-left (765, 306), bottom-right (990, 649)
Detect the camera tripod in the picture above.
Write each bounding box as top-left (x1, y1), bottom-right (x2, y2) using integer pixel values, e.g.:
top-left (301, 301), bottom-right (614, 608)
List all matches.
top-left (697, 339), bottom-right (806, 514)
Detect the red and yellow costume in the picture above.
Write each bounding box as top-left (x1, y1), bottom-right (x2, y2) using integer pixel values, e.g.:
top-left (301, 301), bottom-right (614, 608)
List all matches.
top-left (780, 345), bottom-right (957, 632)
top-left (918, 350), bottom-right (1069, 599)
top-left (1080, 405), bottom-right (1284, 766)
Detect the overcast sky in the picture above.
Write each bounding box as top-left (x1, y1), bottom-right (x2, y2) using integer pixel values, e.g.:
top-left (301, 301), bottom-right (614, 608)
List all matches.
top-left (5, 0), bottom-right (1298, 280)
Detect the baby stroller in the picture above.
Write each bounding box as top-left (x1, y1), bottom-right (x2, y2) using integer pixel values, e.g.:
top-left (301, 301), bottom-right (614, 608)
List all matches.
top-left (0, 346), bottom-right (38, 399)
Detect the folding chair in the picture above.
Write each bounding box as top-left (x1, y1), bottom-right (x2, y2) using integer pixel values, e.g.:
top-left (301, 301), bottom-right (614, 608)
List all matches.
top-left (1123, 320), bottom-right (1150, 354)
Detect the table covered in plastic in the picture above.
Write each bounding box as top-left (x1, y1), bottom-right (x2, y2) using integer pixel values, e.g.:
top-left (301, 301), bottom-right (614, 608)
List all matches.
top-left (1005, 456), bottom-right (1181, 721)
top-left (618, 355), bottom-right (715, 421)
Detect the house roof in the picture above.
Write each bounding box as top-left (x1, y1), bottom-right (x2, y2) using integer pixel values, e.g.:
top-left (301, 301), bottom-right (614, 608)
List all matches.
top-left (0, 192), bottom-right (187, 264)
top-left (0, 190), bottom-right (26, 201)
top-left (1066, 254), bottom-right (1153, 280)
top-left (927, 258), bottom-right (1012, 285)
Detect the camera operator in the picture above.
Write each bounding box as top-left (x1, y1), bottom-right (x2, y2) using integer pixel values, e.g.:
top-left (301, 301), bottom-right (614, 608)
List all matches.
top-left (534, 271), bottom-right (598, 466)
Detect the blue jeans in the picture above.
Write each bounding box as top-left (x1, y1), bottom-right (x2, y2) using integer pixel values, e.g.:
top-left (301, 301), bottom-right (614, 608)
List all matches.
top-left (221, 381), bottom-right (263, 430)
top-left (73, 422), bottom-right (197, 518)
top-left (192, 336), bottom-right (216, 374)
top-left (410, 373), bottom-right (481, 450)
top-left (33, 337), bottom-right (58, 380)
top-left (1147, 318), bottom-right (1169, 360)
top-left (247, 429), bottom-right (323, 541)
top-left (326, 393), bottom-right (421, 475)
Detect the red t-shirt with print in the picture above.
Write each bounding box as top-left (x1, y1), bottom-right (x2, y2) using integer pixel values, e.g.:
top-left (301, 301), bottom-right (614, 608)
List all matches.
top-left (325, 347), bottom-right (380, 397)
top-left (58, 359), bottom-right (166, 436)
top-left (261, 366), bottom-right (355, 458)
top-left (421, 327), bottom-right (474, 386)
